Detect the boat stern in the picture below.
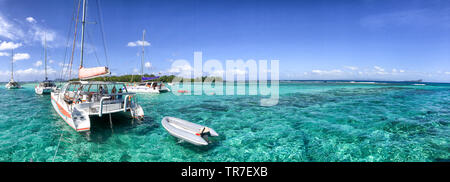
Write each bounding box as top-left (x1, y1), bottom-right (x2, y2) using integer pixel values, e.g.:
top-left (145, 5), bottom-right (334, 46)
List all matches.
top-left (73, 107), bottom-right (91, 132)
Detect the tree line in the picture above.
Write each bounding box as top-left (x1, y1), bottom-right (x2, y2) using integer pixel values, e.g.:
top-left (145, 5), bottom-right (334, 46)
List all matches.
top-left (70, 74), bottom-right (223, 83)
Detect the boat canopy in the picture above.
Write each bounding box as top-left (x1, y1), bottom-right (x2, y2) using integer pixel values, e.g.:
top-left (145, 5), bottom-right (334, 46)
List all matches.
top-left (79, 66), bottom-right (110, 80)
top-left (63, 81), bottom-right (129, 93)
top-left (142, 76), bottom-right (159, 81)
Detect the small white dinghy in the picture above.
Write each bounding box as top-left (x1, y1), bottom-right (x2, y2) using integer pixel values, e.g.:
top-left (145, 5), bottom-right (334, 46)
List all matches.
top-left (161, 117), bottom-right (218, 146)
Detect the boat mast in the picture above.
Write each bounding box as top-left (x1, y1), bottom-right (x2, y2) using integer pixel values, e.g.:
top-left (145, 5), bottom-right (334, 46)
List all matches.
top-left (79, 0), bottom-right (87, 68)
top-left (44, 32), bottom-right (48, 80)
top-left (141, 29), bottom-right (145, 81)
top-left (11, 49), bottom-right (14, 80)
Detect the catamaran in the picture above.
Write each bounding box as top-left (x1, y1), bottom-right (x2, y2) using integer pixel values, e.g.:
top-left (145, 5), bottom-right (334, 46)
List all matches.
top-left (127, 30), bottom-right (170, 94)
top-left (35, 34), bottom-right (57, 95)
top-left (5, 49), bottom-right (21, 89)
top-left (51, 0), bottom-right (144, 133)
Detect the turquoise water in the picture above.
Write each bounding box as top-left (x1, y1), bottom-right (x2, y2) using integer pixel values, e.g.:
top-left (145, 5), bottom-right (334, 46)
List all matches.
top-left (0, 82), bottom-right (449, 162)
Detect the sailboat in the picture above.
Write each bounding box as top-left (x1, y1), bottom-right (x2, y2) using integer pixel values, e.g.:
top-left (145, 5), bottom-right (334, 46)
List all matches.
top-left (127, 30), bottom-right (170, 94)
top-left (35, 34), bottom-right (57, 95)
top-left (5, 49), bottom-right (21, 89)
top-left (51, 0), bottom-right (144, 133)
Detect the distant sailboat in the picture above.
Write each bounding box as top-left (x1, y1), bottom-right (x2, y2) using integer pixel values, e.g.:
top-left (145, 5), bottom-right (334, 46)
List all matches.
top-left (35, 33), bottom-right (57, 94)
top-left (5, 49), bottom-right (21, 89)
top-left (127, 30), bottom-right (170, 93)
top-left (51, 0), bottom-right (144, 133)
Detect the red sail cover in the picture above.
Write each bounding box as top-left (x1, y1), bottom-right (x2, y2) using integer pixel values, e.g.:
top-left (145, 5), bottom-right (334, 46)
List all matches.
top-left (79, 66), bottom-right (109, 79)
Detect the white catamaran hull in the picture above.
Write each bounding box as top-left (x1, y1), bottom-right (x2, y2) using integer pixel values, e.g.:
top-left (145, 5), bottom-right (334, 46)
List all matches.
top-left (51, 89), bottom-right (144, 133)
top-left (51, 92), bottom-right (90, 132)
top-left (5, 82), bottom-right (20, 89)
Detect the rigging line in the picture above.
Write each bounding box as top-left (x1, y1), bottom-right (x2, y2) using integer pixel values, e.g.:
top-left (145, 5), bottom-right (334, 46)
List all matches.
top-left (62, 1), bottom-right (78, 81)
top-left (60, 0), bottom-right (77, 81)
top-left (85, 29), bottom-right (102, 67)
top-left (130, 59), bottom-right (139, 82)
top-left (96, 0), bottom-right (109, 68)
top-left (68, 0), bottom-right (82, 80)
top-left (85, 28), bottom-right (108, 81)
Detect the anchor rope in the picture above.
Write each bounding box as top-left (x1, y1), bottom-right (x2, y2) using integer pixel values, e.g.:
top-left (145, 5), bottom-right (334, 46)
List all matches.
top-left (52, 133), bottom-right (63, 162)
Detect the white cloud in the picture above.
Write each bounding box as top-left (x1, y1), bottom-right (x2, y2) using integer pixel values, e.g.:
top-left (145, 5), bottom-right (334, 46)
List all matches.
top-left (344, 66), bottom-right (358, 71)
top-left (167, 62), bottom-right (194, 78)
top-left (311, 69), bottom-right (343, 75)
top-left (360, 9), bottom-right (450, 30)
top-left (34, 60), bottom-right (43, 67)
top-left (144, 62), bottom-right (151, 68)
top-left (13, 53), bottom-right (30, 61)
top-left (26, 17), bottom-right (36, 23)
top-left (0, 41), bottom-right (22, 50)
top-left (0, 15), bottom-right (25, 40)
top-left (373, 66), bottom-right (388, 75)
top-left (284, 66), bottom-right (450, 82)
top-left (168, 64), bottom-right (193, 73)
top-left (127, 40), bottom-right (150, 47)
top-left (16, 67), bottom-right (56, 76)
top-left (30, 25), bottom-right (57, 46)
top-left (208, 69), bottom-right (225, 76)
top-left (229, 69), bottom-right (247, 75)
top-left (0, 52), bottom-right (10, 56)
top-left (49, 60), bottom-right (54, 64)
top-left (0, 14), bottom-right (60, 47)
top-left (58, 62), bottom-right (69, 67)
top-left (373, 66), bottom-right (385, 72)
top-left (0, 67), bottom-right (57, 82)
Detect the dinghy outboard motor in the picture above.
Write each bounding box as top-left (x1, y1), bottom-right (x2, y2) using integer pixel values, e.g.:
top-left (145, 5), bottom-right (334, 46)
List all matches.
top-left (199, 127), bottom-right (213, 142)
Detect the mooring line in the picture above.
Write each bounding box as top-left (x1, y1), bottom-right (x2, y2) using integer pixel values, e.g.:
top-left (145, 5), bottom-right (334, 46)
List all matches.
top-left (52, 133), bottom-right (63, 162)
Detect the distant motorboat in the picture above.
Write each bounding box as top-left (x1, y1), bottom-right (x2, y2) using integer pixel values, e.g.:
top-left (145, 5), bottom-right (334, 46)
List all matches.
top-left (126, 30), bottom-right (170, 94)
top-left (127, 81), bottom-right (170, 93)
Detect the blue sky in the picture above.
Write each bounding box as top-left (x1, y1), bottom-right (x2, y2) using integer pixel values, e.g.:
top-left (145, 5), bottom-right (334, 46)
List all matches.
top-left (0, 0), bottom-right (449, 82)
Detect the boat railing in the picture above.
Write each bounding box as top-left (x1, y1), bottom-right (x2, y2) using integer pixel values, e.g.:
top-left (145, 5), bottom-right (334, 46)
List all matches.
top-left (97, 92), bottom-right (136, 117)
top-left (99, 96), bottom-right (111, 117)
top-left (123, 95), bottom-right (130, 112)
